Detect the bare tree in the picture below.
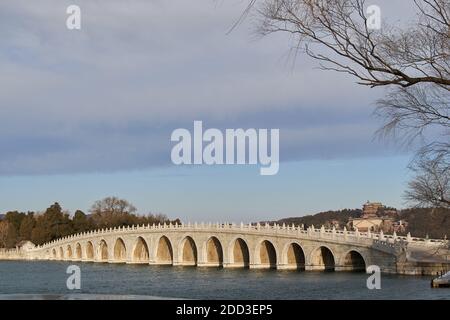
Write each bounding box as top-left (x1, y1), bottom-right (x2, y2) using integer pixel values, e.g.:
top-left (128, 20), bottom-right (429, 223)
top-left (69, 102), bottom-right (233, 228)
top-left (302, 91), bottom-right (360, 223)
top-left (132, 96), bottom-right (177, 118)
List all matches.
top-left (405, 143), bottom-right (450, 208)
top-left (244, 0), bottom-right (449, 207)
top-left (0, 221), bottom-right (10, 248)
top-left (90, 196), bottom-right (137, 227)
top-left (375, 85), bottom-right (449, 144)
top-left (0, 221), bottom-right (17, 248)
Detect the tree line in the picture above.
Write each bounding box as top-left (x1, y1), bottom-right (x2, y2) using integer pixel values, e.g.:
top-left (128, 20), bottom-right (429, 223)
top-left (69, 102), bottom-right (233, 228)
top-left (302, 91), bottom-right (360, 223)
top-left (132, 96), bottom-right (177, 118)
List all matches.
top-left (0, 197), bottom-right (180, 248)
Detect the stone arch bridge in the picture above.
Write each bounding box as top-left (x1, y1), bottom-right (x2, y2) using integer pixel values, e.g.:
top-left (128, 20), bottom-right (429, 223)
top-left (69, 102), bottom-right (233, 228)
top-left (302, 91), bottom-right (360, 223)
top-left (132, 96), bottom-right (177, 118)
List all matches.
top-left (5, 223), bottom-right (448, 275)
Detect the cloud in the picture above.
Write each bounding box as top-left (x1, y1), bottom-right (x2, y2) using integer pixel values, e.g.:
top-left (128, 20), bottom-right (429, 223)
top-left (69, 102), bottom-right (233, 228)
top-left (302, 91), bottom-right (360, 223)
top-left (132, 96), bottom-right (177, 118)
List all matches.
top-left (0, 0), bottom-right (411, 175)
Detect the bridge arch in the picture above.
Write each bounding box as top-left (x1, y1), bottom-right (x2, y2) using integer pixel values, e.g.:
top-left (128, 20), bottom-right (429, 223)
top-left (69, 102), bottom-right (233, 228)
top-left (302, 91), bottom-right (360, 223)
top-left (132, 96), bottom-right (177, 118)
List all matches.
top-left (282, 242), bottom-right (305, 270)
top-left (75, 243), bottom-right (82, 260)
top-left (256, 240), bottom-right (277, 268)
top-left (132, 237), bottom-right (150, 263)
top-left (310, 245), bottom-right (335, 271)
top-left (229, 237), bottom-right (250, 268)
top-left (204, 236), bottom-right (223, 267)
top-left (52, 248), bottom-right (57, 259)
top-left (98, 239), bottom-right (109, 262)
top-left (66, 245), bottom-right (73, 259)
top-left (85, 241), bottom-right (94, 261)
top-left (179, 236), bottom-right (198, 266)
top-left (341, 250), bottom-right (367, 272)
top-left (155, 235), bottom-right (173, 265)
top-left (113, 237), bottom-right (127, 262)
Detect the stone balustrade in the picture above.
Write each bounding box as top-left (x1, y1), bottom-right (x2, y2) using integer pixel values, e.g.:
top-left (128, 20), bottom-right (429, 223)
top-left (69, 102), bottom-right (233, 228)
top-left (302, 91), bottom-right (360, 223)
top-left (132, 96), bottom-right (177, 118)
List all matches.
top-left (34, 222), bottom-right (448, 250)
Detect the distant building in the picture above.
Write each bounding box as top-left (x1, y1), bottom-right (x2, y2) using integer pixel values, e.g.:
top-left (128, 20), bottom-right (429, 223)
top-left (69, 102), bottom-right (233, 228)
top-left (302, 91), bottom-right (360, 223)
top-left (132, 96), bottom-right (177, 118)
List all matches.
top-left (361, 201), bottom-right (383, 218)
top-left (382, 209), bottom-right (398, 218)
top-left (348, 201), bottom-right (394, 232)
top-left (16, 240), bottom-right (35, 251)
top-left (325, 219), bottom-right (340, 229)
top-left (349, 217), bottom-right (393, 232)
top-left (392, 220), bottom-right (408, 233)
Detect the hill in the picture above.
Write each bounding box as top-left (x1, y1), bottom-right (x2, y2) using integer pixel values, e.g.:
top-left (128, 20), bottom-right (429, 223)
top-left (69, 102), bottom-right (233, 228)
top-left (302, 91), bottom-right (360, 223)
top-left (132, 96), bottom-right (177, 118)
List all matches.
top-left (398, 208), bottom-right (450, 239)
top-left (275, 209), bottom-right (362, 228)
top-left (274, 207), bottom-right (450, 239)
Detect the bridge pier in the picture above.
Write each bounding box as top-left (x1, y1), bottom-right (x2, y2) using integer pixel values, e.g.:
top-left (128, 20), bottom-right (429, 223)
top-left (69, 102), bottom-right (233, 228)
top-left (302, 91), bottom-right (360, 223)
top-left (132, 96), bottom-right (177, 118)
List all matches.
top-left (222, 263), bottom-right (248, 269)
top-left (197, 262), bottom-right (222, 268)
top-left (334, 265), bottom-right (364, 272)
top-left (276, 264), bottom-right (300, 270)
top-left (127, 260), bottom-right (148, 265)
top-left (249, 263), bottom-right (276, 269)
top-left (149, 260), bottom-right (173, 266)
top-left (305, 265), bottom-right (335, 271)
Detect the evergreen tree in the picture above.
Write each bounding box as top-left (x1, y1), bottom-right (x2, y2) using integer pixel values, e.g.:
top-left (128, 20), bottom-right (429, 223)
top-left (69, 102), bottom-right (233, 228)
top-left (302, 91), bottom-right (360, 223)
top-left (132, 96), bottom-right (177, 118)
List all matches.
top-left (72, 210), bottom-right (92, 233)
top-left (19, 212), bottom-right (35, 241)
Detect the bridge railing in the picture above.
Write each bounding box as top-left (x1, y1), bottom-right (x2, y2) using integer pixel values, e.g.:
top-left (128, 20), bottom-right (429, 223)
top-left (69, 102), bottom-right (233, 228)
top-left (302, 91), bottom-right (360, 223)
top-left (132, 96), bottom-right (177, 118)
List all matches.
top-left (0, 248), bottom-right (20, 254)
top-left (0, 247), bottom-right (24, 259)
top-left (31, 222), bottom-right (448, 251)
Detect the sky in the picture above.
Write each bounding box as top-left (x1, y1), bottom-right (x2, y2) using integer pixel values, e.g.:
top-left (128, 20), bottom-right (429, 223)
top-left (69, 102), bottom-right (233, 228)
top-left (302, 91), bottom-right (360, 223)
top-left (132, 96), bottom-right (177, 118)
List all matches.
top-left (0, 0), bottom-right (418, 222)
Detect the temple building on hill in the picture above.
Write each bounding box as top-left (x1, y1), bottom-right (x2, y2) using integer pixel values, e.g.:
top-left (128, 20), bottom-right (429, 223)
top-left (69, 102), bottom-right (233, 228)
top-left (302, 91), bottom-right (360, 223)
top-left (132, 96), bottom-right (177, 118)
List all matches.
top-left (361, 201), bottom-right (383, 218)
top-left (347, 201), bottom-right (395, 233)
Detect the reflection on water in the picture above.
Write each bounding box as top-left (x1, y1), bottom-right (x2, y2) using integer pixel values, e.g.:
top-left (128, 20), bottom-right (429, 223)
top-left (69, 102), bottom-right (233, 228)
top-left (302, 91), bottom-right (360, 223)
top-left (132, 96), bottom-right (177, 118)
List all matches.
top-left (0, 261), bottom-right (448, 300)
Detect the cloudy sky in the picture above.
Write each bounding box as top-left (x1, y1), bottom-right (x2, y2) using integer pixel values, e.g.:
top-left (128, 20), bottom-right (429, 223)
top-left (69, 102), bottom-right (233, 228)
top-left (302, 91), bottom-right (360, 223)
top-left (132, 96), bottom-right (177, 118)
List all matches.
top-left (0, 0), bottom-right (416, 222)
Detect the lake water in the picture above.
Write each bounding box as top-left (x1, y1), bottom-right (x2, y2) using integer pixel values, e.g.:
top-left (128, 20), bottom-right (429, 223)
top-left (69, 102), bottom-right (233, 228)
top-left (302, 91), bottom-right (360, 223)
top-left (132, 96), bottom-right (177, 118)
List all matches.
top-left (0, 261), bottom-right (448, 299)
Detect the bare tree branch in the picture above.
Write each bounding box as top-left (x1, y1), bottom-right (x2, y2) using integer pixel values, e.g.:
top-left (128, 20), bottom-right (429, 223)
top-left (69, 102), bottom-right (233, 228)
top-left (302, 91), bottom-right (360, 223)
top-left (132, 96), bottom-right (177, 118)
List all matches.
top-left (245, 0), bottom-right (450, 208)
top-left (405, 144), bottom-right (450, 208)
top-left (255, 0), bottom-right (450, 88)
